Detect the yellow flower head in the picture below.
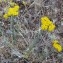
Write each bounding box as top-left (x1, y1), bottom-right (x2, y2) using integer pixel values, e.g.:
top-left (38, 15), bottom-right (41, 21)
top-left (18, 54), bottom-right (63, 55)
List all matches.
top-left (41, 16), bottom-right (52, 25)
top-left (12, 12), bottom-right (19, 16)
top-left (7, 8), bottom-right (14, 16)
top-left (52, 40), bottom-right (62, 52)
top-left (14, 5), bottom-right (19, 11)
top-left (41, 25), bottom-right (48, 30)
top-left (3, 4), bottom-right (19, 19)
top-left (48, 24), bottom-right (56, 32)
top-left (40, 16), bottom-right (56, 32)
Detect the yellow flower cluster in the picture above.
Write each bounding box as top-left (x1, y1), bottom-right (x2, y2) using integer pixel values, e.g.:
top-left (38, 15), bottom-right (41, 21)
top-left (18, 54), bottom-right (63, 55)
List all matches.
top-left (52, 40), bottom-right (62, 52)
top-left (3, 4), bottom-right (19, 19)
top-left (41, 16), bottom-right (56, 32)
